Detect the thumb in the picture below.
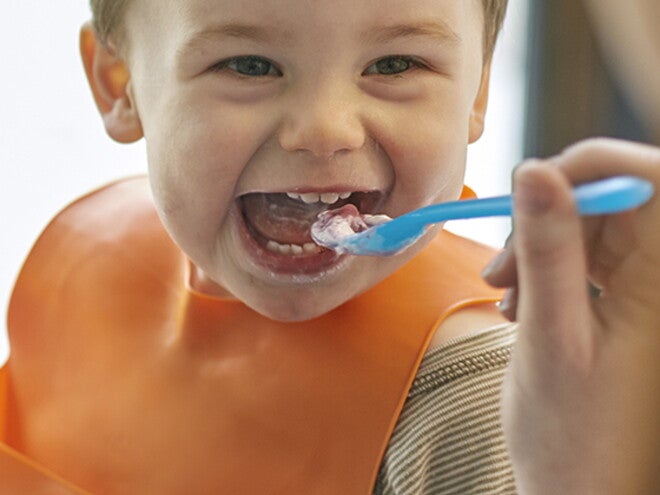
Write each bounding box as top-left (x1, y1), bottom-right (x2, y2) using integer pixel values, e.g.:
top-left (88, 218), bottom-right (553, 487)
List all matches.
top-left (512, 162), bottom-right (593, 355)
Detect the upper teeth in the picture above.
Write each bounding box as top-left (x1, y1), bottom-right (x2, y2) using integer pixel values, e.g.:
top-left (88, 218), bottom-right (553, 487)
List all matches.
top-left (286, 191), bottom-right (352, 205)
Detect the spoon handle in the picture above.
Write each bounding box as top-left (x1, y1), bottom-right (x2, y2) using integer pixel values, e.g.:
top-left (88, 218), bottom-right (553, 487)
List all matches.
top-left (406, 175), bottom-right (654, 227)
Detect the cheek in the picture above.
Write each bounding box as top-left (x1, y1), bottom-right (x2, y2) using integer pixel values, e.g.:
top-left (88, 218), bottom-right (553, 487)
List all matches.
top-left (144, 102), bottom-right (277, 253)
top-left (370, 96), bottom-right (471, 206)
top-left (398, 140), bottom-right (466, 207)
top-left (146, 102), bottom-right (260, 200)
top-left (143, 123), bottom-right (232, 248)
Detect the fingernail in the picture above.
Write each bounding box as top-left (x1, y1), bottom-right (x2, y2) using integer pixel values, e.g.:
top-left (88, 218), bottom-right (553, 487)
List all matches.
top-left (498, 288), bottom-right (513, 314)
top-left (481, 250), bottom-right (507, 279)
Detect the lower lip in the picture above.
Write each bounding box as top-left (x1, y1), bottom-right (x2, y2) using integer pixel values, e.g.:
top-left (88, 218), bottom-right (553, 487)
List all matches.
top-left (232, 205), bottom-right (350, 277)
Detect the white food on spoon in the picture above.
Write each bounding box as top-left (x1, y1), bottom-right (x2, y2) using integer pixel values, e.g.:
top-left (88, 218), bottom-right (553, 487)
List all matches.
top-left (310, 205), bottom-right (392, 249)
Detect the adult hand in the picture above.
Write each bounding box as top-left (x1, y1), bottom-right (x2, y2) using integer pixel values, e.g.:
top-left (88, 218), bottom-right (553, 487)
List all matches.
top-left (483, 138), bottom-right (660, 494)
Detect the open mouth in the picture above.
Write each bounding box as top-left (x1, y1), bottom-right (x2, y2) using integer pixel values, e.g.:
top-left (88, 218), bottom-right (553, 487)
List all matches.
top-left (239, 190), bottom-right (383, 259)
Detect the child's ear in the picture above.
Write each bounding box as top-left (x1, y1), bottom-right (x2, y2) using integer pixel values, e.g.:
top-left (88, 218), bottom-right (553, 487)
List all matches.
top-left (468, 62), bottom-right (492, 144)
top-left (80, 23), bottom-right (143, 143)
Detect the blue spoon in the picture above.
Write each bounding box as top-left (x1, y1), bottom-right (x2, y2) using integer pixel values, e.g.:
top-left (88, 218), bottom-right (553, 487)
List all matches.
top-left (312, 175), bottom-right (654, 257)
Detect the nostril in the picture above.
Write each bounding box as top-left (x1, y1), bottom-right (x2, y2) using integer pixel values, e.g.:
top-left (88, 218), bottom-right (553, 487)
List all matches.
top-left (278, 111), bottom-right (366, 157)
top-left (279, 128), bottom-right (365, 158)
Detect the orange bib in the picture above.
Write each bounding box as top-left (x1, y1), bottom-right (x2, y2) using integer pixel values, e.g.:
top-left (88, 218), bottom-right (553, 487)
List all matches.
top-left (1, 178), bottom-right (502, 494)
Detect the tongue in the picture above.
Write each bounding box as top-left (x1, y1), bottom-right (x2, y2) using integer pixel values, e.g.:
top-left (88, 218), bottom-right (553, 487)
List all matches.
top-left (242, 193), bottom-right (328, 244)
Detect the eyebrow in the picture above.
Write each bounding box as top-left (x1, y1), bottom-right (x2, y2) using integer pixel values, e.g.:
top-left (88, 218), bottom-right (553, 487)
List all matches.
top-left (361, 20), bottom-right (462, 45)
top-left (178, 19), bottom-right (461, 58)
top-left (179, 23), bottom-right (292, 55)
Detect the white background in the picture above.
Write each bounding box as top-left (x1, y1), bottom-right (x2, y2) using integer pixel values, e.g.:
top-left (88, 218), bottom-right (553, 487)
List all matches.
top-left (0, 1), bottom-right (529, 363)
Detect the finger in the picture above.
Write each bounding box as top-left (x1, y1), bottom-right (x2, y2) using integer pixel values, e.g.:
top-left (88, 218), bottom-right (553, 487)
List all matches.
top-left (481, 236), bottom-right (518, 288)
top-left (551, 139), bottom-right (660, 327)
top-left (552, 139), bottom-right (660, 242)
top-left (512, 161), bottom-right (594, 354)
top-left (552, 138), bottom-right (660, 186)
top-left (498, 286), bottom-right (518, 322)
top-left (585, 209), bottom-right (637, 289)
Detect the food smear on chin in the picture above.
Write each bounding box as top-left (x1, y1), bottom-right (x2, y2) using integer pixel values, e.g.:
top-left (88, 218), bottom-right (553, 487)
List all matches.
top-left (311, 204), bottom-right (391, 251)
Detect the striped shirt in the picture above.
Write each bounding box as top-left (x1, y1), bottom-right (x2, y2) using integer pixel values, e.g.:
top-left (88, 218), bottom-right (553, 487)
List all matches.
top-left (375, 323), bottom-right (518, 495)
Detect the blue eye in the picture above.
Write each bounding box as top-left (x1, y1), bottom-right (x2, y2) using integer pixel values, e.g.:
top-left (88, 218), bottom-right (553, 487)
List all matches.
top-left (364, 56), bottom-right (421, 76)
top-left (212, 56), bottom-right (281, 77)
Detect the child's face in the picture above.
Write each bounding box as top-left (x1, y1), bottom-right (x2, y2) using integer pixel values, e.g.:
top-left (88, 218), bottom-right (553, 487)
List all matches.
top-left (121, 0), bottom-right (489, 321)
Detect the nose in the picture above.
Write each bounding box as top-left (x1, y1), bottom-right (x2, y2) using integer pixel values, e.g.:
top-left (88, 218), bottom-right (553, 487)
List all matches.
top-left (278, 81), bottom-right (366, 159)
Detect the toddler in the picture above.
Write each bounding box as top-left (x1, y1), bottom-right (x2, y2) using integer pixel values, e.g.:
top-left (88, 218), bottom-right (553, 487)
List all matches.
top-left (2, 0), bottom-right (659, 493)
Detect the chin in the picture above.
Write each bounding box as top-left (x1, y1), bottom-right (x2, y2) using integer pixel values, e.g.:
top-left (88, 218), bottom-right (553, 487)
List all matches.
top-left (246, 292), bottom-right (343, 322)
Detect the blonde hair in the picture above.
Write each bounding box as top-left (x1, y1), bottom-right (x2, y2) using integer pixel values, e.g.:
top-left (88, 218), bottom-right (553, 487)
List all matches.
top-left (90, 0), bottom-right (508, 60)
top-left (89, 0), bottom-right (129, 48)
top-left (482, 0), bottom-right (508, 60)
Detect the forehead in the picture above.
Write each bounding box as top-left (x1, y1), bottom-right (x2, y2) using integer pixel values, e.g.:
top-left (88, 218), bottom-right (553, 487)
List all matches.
top-left (125, 0), bottom-right (484, 53)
